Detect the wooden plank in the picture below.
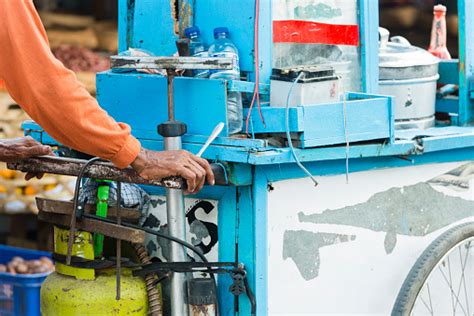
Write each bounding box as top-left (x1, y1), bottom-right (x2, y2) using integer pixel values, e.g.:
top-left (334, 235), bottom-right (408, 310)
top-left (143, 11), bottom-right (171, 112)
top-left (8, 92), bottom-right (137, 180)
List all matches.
top-left (38, 211), bottom-right (145, 243)
top-left (36, 198), bottom-right (140, 221)
top-left (7, 156), bottom-right (185, 189)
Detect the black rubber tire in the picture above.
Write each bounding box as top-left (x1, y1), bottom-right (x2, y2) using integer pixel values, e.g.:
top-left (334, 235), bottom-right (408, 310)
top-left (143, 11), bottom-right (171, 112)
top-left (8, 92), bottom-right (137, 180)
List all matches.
top-left (392, 222), bottom-right (474, 316)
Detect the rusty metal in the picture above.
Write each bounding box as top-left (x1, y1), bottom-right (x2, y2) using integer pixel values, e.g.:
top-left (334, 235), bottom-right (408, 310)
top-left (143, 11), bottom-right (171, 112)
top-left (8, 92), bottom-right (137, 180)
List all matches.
top-left (134, 243), bottom-right (163, 316)
top-left (38, 211), bottom-right (145, 243)
top-left (110, 56), bottom-right (233, 70)
top-left (167, 69), bottom-right (175, 121)
top-left (36, 198), bottom-right (140, 221)
top-left (7, 156), bottom-right (185, 189)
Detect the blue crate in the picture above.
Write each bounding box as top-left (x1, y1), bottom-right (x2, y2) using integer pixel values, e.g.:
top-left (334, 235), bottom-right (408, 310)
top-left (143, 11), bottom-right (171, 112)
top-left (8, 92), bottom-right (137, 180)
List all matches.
top-left (0, 245), bottom-right (52, 316)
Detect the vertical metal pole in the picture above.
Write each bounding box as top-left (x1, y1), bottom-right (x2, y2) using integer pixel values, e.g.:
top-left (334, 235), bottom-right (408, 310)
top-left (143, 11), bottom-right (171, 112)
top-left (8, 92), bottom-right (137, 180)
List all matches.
top-left (159, 69), bottom-right (189, 316)
top-left (458, 0), bottom-right (474, 125)
top-left (164, 137), bottom-right (188, 316)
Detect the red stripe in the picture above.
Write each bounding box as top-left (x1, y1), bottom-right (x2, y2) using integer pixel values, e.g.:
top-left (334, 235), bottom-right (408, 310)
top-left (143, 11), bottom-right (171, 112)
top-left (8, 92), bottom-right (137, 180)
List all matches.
top-left (273, 20), bottom-right (359, 46)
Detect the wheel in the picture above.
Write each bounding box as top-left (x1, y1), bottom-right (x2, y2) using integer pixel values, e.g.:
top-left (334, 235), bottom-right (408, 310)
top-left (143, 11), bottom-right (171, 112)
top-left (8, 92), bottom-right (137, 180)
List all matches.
top-left (392, 222), bottom-right (474, 316)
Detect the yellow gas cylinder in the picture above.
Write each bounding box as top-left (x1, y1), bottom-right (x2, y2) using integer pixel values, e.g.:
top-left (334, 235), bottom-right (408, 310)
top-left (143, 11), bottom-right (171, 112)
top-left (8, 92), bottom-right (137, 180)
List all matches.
top-left (40, 227), bottom-right (149, 315)
top-left (41, 269), bottom-right (148, 315)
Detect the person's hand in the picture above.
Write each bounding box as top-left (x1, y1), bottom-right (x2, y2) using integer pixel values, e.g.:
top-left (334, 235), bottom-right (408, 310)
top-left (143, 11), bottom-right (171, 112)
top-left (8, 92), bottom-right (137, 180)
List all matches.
top-left (0, 136), bottom-right (54, 180)
top-left (131, 148), bottom-right (215, 194)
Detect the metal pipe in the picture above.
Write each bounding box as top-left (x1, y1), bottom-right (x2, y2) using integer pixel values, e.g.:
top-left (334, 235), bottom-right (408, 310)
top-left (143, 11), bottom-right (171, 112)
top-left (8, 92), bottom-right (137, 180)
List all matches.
top-left (167, 70), bottom-right (175, 121)
top-left (164, 136), bottom-right (188, 316)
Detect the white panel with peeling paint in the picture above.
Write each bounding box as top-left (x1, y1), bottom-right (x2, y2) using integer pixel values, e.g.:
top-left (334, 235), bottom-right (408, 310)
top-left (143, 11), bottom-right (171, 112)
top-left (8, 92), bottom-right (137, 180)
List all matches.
top-left (267, 161), bottom-right (474, 314)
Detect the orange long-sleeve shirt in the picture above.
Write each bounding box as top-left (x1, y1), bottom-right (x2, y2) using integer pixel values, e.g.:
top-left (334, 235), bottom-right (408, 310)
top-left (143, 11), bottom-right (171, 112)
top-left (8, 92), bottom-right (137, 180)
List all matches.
top-left (0, 0), bottom-right (141, 168)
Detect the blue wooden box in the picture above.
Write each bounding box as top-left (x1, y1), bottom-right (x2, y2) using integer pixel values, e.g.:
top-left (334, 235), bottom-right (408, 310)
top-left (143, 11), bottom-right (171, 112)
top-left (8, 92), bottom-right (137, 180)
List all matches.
top-left (96, 71), bottom-right (230, 138)
top-left (246, 92), bottom-right (395, 148)
top-left (97, 72), bottom-right (394, 149)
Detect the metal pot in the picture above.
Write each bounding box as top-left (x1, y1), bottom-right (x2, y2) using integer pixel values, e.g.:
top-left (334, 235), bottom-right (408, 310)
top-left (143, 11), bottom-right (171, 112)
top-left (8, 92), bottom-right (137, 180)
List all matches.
top-left (378, 28), bottom-right (440, 129)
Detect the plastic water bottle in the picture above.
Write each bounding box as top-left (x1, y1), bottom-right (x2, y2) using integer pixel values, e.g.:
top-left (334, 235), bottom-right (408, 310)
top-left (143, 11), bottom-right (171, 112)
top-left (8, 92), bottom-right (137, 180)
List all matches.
top-left (208, 27), bottom-right (243, 134)
top-left (184, 26), bottom-right (209, 78)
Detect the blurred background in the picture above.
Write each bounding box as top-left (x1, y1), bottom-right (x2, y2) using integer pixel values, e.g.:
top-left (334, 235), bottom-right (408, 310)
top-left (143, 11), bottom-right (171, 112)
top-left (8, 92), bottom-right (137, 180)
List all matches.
top-left (379, 0), bottom-right (458, 57)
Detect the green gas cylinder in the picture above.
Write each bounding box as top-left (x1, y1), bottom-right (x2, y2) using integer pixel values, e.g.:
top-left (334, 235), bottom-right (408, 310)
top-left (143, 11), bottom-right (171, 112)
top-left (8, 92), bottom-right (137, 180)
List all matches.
top-left (41, 269), bottom-right (148, 315)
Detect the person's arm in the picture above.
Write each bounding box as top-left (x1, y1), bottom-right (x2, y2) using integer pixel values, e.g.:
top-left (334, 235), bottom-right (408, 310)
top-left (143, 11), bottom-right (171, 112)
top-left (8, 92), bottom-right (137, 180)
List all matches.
top-left (0, 1), bottom-right (214, 192)
top-left (0, 137), bottom-right (52, 163)
top-left (0, 136), bottom-right (53, 180)
top-left (0, 0), bottom-right (139, 169)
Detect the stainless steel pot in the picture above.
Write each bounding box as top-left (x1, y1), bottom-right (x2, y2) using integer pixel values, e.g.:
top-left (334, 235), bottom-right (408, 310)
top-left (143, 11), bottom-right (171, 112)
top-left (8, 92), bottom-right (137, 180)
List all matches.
top-left (378, 28), bottom-right (440, 129)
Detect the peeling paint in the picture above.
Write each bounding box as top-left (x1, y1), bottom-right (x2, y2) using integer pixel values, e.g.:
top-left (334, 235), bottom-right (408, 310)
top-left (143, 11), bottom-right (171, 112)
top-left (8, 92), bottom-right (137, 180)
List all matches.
top-left (294, 3), bottom-right (342, 20)
top-left (428, 162), bottom-right (474, 190)
top-left (190, 220), bottom-right (210, 246)
top-left (298, 182), bottom-right (474, 254)
top-left (283, 230), bottom-right (356, 280)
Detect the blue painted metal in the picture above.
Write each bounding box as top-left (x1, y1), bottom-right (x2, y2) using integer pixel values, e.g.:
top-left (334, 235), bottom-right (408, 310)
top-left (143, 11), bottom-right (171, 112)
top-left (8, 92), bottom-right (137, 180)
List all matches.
top-left (216, 187), bottom-right (238, 316)
top-left (436, 97), bottom-right (460, 114)
top-left (438, 60), bottom-right (460, 85)
top-left (252, 169), bottom-right (269, 315)
top-left (235, 185), bottom-right (255, 314)
top-left (22, 120), bottom-right (474, 167)
top-left (260, 146), bottom-right (474, 183)
top-left (359, 0), bottom-right (379, 94)
top-left (246, 92), bottom-right (393, 148)
top-left (458, 0), bottom-right (474, 125)
top-left (117, 0), bottom-right (128, 53)
top-left (257, 0), bottom-right (273, 84)
top-left (97, 72), bottom-right (231, 136)
top-left (228, 80), bottom-right (270, 94)
top-left (122, 0), bottom-right (178, 56)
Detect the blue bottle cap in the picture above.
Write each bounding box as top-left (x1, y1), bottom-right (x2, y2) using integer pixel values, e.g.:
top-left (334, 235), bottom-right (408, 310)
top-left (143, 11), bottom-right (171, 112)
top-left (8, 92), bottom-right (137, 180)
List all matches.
top-left (213, 27), bottom-right (229, 37)
top-left (185, 26), bottom-right (201, 38)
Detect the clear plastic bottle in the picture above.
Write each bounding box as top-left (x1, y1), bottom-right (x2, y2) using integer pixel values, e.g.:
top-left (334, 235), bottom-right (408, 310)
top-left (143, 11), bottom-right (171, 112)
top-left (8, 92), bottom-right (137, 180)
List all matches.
top-left (208, 27), bottom-right (243, 134)
top-left (184, 26), bottom-right (209, 78)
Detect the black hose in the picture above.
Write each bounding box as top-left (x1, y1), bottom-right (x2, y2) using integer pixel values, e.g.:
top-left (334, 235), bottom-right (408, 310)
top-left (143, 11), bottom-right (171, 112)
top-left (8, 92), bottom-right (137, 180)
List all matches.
top-left (67, 157), bottom-right (101, 264)
top-left (72, 157), bottom-right (221, 315)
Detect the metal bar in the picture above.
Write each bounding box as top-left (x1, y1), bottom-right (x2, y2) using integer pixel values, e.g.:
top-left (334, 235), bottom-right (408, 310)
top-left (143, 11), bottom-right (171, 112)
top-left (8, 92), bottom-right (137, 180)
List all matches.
top-left (167, 70), bottom-right (175, 121)
top-left (359, 0), bottom-right (380, 93)
top-left (164, 136), bottom-right (189, 316)
top-left (7, 156), bottom-right (185, 189)
top-left (457, 0), bottom-right (474, 125)
top-left (35, 198), bottom-right (140, 221)
top-left (110, 56), bottom-right (234, 70)
top-left (38, 211), bottom-right (145, 243)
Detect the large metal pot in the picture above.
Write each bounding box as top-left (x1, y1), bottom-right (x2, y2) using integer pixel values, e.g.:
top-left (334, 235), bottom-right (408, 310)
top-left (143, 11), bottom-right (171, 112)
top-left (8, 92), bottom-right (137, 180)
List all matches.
top-left (378, 28), bottom-right (440, 129)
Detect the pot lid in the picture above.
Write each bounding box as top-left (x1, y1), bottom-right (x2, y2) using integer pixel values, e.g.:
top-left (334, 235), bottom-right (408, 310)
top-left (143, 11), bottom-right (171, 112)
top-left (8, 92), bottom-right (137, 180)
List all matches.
top-left (378, 27), bottom-right (439, 68)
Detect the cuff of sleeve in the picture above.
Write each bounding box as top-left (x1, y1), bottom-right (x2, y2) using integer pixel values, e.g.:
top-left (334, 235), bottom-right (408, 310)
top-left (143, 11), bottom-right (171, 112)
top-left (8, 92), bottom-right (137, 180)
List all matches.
top-left (110, 136), bottom-right (141, 169)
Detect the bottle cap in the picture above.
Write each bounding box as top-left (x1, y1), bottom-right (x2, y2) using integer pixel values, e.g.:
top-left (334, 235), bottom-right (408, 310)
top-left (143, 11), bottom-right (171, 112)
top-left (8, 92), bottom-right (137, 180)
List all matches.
top-left (185, 26), bottom-right (201, 38)
top-left (214, 27), bottom-right (229, 37)
top-left (433, 4), bottom-right (447, 12)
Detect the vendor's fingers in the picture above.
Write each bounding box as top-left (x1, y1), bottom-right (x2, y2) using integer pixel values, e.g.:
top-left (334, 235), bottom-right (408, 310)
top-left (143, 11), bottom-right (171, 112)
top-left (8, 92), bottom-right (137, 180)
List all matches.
top-left (23, 145), bottom-right (53, 157)
top-left (195, 157), bottom-right (215, 185)
top-left (187, 159), bottom-right (207, 191)
top-left (184, 162), bottom-right (205, 193)
top-left (180, 167), bottom-right (198, 193)
top-left (25, 172), bottom-right (44, 181)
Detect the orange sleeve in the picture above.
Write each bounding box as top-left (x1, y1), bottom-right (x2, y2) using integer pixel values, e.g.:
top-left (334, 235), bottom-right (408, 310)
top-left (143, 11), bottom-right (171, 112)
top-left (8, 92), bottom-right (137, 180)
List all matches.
top-left (0, 0), bottom-right (140, 168)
